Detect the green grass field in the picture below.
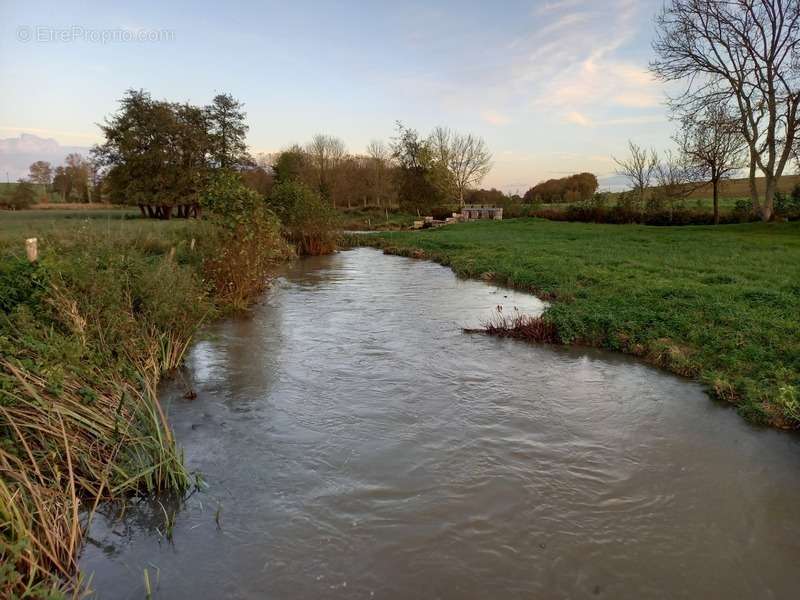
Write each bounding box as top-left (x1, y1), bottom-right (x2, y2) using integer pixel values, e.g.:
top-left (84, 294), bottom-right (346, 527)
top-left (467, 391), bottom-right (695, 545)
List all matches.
top-left (365, 218), bottom-right (800, 427)
top-left (0, 209), bottom-right (193, 252)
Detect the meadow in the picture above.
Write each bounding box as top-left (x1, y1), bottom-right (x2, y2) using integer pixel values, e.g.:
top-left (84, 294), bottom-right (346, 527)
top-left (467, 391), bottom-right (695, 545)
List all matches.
top-left (363, 218), bottom-right (800, 428)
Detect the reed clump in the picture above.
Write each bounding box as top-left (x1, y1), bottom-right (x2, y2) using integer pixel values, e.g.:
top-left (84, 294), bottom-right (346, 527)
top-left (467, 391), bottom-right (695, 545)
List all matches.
top-left (470, 307), bottom-right (561, 343)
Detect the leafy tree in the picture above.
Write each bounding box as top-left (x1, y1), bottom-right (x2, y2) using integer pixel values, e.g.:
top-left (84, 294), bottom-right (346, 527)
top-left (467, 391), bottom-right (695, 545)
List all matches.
top-left (207, 94), bottom-right (251, 170)
top-left (52, 166), bottom-right (71, 201)
top-left (524, 173), bottom-right (599, 204)
top-left (65, 153), bottom-right (90, 202)
top-left (9, 180), bottom-right (36, 209)
top-left (268, 181), bottom-right (339, 255)
top-left (93, 90), bottom-right (211, 210)
top-left (27, 161), bottom-right (53, 188)
top-left (390, 122), bottom-right (447, 213)
top-left (272, 145), bottom-right (309, 185)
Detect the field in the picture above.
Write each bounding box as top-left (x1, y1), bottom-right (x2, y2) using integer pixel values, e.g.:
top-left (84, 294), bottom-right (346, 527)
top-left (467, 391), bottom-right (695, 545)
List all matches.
top-left (686, 174), bottom-right (800, 199)
top-left (364, 218), bottom-right (800, 427)
top-left (0, 208), bottom-right (151, 245)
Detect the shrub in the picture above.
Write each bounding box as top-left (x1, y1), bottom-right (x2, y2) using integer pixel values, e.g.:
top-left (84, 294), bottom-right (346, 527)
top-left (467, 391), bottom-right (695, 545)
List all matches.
top-left (775, 189), bottom-right (800, 219)
top-left (0, 181), bottom-right (37, 209)
top-left (201, 172), bottom-right (291, 308)
top-left (268, 181), bottom-right (339, 255)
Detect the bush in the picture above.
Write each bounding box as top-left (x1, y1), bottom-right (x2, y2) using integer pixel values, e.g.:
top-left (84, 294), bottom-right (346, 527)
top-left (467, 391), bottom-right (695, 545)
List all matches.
top-left (201, 172), bottom-right (291, 308)
top-left (775, 189), bottom-right (800, 219)
top-left (268, 181), bottom-right (339, 255)
top-left (0, 181), bottom-right (36, 210)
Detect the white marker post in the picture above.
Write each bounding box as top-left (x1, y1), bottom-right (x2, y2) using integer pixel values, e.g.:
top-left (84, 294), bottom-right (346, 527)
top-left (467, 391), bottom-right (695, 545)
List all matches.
top-left (25, 238), bottom-right (38, 263)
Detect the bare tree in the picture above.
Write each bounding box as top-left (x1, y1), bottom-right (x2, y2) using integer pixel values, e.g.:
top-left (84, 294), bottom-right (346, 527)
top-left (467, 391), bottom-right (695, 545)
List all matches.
top-left (366, 140), bottom-right (393, 208)
top-left (613, 141), bottom-right (658, 206)
top-left (676, 101), bottom-right (746, 224)
top-left (653, 149), bottom-right (704, 218)
top-left (306, 134), bottom-right (346, 205)
top-left (447, 132), bottom-right (492, 206)
top-left (651, 0), bottom-right (800, 221)
top-left (429, 126), bottom-right (453, 166)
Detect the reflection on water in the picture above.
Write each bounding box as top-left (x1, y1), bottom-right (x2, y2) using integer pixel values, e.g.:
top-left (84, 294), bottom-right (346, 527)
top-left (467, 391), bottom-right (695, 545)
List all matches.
top-left (82, 248), bottom-right (800, 599)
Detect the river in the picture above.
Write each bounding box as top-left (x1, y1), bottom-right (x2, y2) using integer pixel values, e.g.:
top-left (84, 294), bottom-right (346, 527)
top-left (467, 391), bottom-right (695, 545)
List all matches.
top-left (81, 247), bottom-right (800, 599)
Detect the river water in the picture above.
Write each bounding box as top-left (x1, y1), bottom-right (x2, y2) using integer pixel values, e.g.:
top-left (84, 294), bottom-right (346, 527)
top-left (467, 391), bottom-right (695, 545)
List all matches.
top-left (81, 247), bottom-right (800, 599)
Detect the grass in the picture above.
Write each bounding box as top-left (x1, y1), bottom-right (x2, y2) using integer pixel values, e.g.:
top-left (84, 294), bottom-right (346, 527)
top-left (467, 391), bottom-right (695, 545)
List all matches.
top-left (337, 207), bottom-right (416, 231)
top-left (686, 174), bottom-right (800, 199)
top-left (0, 209), bottom-right (289, 596)
top-left (363, 218), bottom-right (800, 427)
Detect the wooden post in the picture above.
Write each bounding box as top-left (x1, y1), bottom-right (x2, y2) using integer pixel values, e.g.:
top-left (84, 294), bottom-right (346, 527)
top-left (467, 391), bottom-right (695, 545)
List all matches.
top-left (25, 238), bottom-right (38, 262)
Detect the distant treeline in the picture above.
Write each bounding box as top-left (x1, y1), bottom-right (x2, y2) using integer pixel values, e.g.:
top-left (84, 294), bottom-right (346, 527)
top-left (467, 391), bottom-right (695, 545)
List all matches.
top-left (522, 172), bottom-right (599, 204)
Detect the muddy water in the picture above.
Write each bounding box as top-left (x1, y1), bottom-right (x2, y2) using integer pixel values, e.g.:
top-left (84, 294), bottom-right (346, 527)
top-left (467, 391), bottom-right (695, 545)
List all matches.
top-left (82, 248), bottom-right (800, 599)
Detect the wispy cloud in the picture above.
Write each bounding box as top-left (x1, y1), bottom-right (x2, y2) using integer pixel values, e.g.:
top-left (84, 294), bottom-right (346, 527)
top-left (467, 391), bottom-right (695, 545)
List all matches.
top-left (481, 110), bottom-right (511, 126)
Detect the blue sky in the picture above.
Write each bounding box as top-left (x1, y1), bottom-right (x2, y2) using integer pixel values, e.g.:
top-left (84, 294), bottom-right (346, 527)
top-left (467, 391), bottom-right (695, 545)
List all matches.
top-left (1, 0), bottom-right (672, 192)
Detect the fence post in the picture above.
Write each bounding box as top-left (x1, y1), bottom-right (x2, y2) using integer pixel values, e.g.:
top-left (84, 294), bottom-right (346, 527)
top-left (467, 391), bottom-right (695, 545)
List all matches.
top-left (25, 238), bottom-right (38, 263)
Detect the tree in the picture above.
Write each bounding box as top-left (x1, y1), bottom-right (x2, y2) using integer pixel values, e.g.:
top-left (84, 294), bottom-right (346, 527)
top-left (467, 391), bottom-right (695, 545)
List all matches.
top-left (93, 89), bottom-right (212, 216)
top-left (65, 153), bottom-right (90, 202)
top-left (9, 180), bottom-right (36, 209)
top-left (613, 141), bottom-right (658, 208)
top-left (272, 145), bottom-right (309, 185)
top-left (447, 132), bottom-right (492, 206)
top-left (306, 134), bottom-right (346, 205)
top-left (52, 166), bottom-right (71, 201)
top-left (676, 102), bottom-right (745, 224)
top-left (523, 173), bottom-right (598, 204)
top-left (390, 122), bottom-right (446, 213)
top-left (651, 0), bottom-right (800, 221)
top-left (653, 150), bottom-right (704, 219)
top-left (366, 140), bottom-right (394, 208)
top-left (28, 161), bottom-right (53, 188)
top-left (427, 127), bottom-right (492, 206)
top-left (207, 94), bottom-right (251, 170)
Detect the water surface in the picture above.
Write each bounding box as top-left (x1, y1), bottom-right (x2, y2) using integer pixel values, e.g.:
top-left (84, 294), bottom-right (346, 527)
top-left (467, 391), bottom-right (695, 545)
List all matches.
top-left (82, 248), bottom-right (800, 599)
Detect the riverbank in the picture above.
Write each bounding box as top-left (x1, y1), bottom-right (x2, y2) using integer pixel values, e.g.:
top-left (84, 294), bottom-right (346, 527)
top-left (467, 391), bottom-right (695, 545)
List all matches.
top-left (0, 212), bottom-right (290, 596)
top-left (360, 219), bottom-right (800, 428)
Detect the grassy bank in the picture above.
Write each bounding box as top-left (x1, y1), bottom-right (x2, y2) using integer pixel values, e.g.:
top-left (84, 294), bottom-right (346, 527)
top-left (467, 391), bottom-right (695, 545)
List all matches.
top-left (338, 208), bottom-right (416, 231)
top-left (0, 211), bottom-right (290, 596)
top-left (362, 219), bottom-right (800, 427)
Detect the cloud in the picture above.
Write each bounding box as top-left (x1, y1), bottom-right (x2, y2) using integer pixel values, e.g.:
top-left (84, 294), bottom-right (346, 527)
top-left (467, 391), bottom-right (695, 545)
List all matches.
top-left (0, 133), bottom-right (90, 181)
top-left (481, 110), bottom-right (511, 126)
top-left (562, 112), bottom-right (664, 128)
top-left (564, 111), bottom-right (592, 126)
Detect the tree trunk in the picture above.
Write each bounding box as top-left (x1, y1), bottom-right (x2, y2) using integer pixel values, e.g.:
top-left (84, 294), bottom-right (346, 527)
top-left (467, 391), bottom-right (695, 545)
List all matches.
top-left (712, 178), bottom-right (720, 225)
top-left (748, 155), bottom-right (759, 214)
top-left (762, 177), bottom-right (776, 222)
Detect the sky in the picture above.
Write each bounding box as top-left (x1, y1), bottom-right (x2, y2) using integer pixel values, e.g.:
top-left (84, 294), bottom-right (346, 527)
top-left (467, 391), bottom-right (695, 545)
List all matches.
top-left (0, 0), bottom-right (674, 192)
